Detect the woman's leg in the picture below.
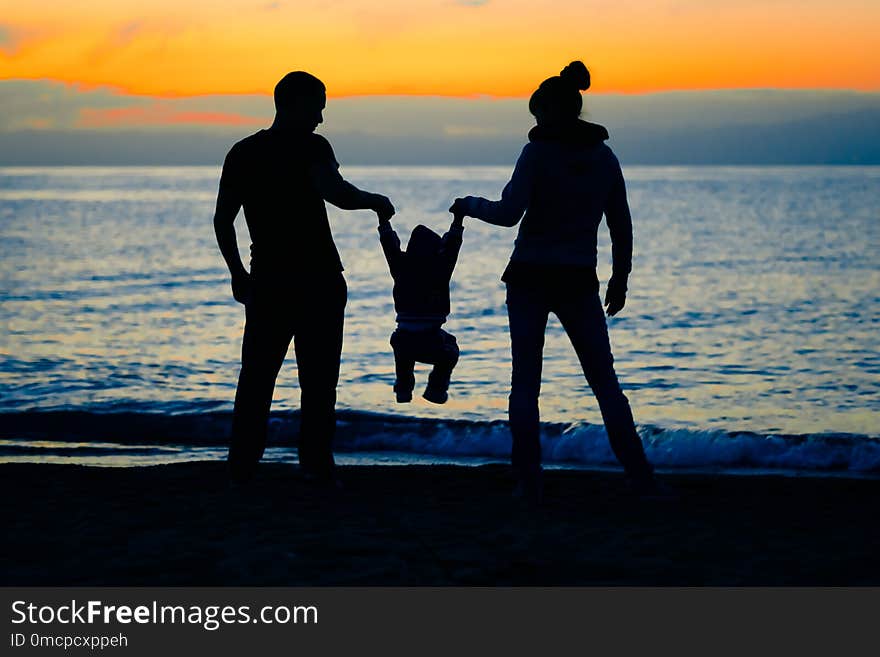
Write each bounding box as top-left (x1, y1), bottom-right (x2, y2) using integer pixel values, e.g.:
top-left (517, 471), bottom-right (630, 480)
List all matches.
top-left (506, 283), bottom-right (550, 479)
top-left (555, 289), bottom-right (653, 482)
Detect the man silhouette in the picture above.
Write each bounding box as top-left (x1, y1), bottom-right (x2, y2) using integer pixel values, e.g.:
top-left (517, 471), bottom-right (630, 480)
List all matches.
top-left (214, 71), bottom-right (395, 483)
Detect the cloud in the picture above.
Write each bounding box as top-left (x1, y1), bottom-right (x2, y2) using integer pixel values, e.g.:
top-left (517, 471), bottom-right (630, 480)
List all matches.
top-left (78, 105), bottom-right (267, 128)
top-left (0, 80), bottom-right (133, 130)
top-left (1, 80), bottom-right (879, 164)
top-left (442, 125), bottom-right (506, 137)
top-left (0, 24), bottom-right (21, 54)
top-left (113, 20), bottom-right (145, 47)
top-left (455, 0), bottom-right (490, 6)
top-left (0, 80), bottom-right (272, 132)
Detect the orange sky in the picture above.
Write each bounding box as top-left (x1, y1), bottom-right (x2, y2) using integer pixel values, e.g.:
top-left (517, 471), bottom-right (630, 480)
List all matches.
top-left (1, 0), bottom-right (879, 97)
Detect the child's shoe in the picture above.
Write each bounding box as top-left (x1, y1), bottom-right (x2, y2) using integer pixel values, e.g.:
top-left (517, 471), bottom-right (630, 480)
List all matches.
top-left (394, 383), bottom-right (413, 403)
top-left (422, 384), bottom-right (448, 404)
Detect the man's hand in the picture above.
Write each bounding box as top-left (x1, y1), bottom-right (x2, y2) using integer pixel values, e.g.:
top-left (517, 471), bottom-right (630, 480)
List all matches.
top-left (604, 275), bottom-right (628, 316)
top-left (372, 194), bottom-right (395, 224)
top-left (231, 271), bottom-right (254, 305)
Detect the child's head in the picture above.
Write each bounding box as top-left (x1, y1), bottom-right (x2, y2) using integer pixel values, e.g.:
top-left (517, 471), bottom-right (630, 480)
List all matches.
top-left (406, 224), bottom-right (443, 259)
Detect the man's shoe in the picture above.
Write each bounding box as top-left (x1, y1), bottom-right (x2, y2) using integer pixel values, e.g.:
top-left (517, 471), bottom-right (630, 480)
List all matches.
top-left (628, 475), bottom-right (678, 501)
top-left (299, 466), bottom-right (345, 491)
top-left (512, 469), bottom-right (543, 506)
top-left (228, 461), bottom-right (257, 485)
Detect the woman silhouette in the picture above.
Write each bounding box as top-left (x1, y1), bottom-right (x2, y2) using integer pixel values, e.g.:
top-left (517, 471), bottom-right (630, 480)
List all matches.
top-left (451, 61), bottom-right (658, 501)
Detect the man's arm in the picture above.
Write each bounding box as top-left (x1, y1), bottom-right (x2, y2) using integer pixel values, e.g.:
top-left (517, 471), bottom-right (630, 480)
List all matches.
top-left (310, 161), bottom-right (395, 220)
top-left (450, 145), bottom-right (535, 227)
top-left (213, 149), bottom-right (251, 304)
top-left (603, 151), bottom-right (632, 316)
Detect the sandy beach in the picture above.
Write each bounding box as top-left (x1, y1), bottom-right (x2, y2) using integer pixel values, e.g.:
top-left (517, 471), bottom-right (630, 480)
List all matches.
top-left (2, 462), bottom-right (878, 585)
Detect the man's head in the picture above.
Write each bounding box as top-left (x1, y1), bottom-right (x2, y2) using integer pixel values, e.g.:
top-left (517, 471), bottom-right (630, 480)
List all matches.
top-left (273, 71), bottom-right (326, 133)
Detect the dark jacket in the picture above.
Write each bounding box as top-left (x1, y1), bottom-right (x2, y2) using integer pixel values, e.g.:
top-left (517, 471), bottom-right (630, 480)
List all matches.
top-left (458, 120), bottom-right (632, 279)
top-left (378, 220), bottom-right (464, 328)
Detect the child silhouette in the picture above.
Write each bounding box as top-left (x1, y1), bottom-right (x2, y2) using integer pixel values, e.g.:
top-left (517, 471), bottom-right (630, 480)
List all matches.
top-left (377, 214), bottom-right (464, 403)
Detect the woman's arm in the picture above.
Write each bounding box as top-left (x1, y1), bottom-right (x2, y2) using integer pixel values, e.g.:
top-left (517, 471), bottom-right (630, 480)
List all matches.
top-left (451, 144), bottom-right (535, 227)
top-left (604, 152), bottom-right (632, 279)
top-left (603, 151), bottom-right (632, 316)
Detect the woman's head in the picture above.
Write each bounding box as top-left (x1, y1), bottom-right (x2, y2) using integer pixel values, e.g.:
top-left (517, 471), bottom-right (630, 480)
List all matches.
top-left (273, 71), bottom-right (326, 132)
top-left (529, 61), bottom-right (591, 126)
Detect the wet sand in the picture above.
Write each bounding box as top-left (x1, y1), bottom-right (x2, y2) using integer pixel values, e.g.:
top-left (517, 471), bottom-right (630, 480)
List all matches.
top-left (2, 462), bottom-right (878, 585)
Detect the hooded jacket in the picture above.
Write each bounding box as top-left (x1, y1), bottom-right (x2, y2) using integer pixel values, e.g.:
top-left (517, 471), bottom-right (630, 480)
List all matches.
top-left (378, 221), bottom-right (464, 328)
top-left (458, 120), bottom-right (632, 282)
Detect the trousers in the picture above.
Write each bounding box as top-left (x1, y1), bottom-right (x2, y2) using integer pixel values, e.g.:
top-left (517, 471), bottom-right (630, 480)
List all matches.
top-left (228, 273), bottom-right (347, 478)
top-left (390, 327), bottom-right (459, 395)
top-left (505, 281), bottom-right (652, 480)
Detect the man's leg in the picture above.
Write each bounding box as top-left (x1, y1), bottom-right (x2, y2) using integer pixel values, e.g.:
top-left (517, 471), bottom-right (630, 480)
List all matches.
top-left (505, 284), bottom-right (550, 481)
top-left (555, 288), bottom-right (653, 482)
top-left (424, 330), bottom-right (459, 404)
top-left (390, 330), bottom-right (416, 403)
top-left (228, 298), bottom-right (294, 480)
top-left (293, 274), bottom-right (347, 478)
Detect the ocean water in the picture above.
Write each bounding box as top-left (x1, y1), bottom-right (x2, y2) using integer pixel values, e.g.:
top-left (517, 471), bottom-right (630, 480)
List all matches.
top-left (1, 165), bottom-right (879, 474)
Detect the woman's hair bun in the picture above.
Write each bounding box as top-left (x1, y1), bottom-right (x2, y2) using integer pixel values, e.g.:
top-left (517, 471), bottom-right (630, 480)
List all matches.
top-left (559, 61), bottom-right (590, 91)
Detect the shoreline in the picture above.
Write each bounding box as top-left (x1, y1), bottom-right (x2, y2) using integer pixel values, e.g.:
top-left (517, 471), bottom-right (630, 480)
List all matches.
top-left (3, 461), bottom-right (879, 585)
top-left (3, 450), bottom-right (880, 481)
top-left (2, 409), bottom-right (879, 476)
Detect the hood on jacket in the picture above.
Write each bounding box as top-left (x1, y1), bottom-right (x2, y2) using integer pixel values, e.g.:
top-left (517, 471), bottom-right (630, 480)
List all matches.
top-left (528, 119), bottom-right (609, 145)
top-left (406, 224), bottom-right (443, 259)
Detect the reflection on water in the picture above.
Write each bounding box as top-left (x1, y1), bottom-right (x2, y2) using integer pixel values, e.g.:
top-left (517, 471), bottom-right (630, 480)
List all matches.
top-left (1, 165), bottom-right (879, 437)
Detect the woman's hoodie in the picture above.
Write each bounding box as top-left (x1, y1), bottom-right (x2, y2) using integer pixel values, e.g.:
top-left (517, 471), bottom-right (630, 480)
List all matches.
top-left (459, 120), bottom-right (632, 280)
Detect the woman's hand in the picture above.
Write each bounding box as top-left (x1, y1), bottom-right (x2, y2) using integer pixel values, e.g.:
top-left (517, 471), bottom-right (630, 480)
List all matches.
top-left (449, 198), bottom-right (467, 217)
top-left (604, 275), bottom-right (628, 316)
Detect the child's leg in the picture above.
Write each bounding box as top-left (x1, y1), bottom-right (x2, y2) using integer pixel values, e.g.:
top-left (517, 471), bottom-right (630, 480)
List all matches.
top-left (390, 329), bottom-right (416, 402)
top-left (424, 330), bottom-right (459, 403)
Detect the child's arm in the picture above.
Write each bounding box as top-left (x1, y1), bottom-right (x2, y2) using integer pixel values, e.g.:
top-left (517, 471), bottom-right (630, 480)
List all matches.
top-left (440, 214), bottom-right (465, 276)
top-left (377, 218), bottom-right (403, 277)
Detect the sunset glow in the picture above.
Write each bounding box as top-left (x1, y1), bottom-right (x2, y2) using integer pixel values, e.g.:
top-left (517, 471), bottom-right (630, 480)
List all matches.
top-left (2, 0), bottom-right (879, 98)
top-left (77, 107), bottom-right (266, 128)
